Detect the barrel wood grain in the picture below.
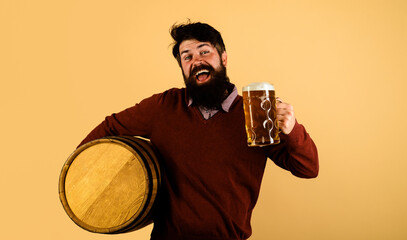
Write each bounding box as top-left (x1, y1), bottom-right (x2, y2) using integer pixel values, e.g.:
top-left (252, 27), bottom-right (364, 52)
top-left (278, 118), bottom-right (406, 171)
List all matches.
top-left (59, 136), bottom-right (160, 234)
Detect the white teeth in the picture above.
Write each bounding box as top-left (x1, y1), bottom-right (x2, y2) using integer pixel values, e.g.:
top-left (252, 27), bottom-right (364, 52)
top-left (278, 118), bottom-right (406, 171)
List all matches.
top-left (195, 70), bottom-right (210, 76)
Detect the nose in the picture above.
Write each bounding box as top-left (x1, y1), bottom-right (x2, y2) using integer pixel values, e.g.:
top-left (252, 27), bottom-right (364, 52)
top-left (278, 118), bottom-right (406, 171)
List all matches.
top-left (191, 60), bottom-right (203, 73)
top-left (193, 57), bottom-right (203, 67)
top-left (193, 59), bottom-right (202, 67)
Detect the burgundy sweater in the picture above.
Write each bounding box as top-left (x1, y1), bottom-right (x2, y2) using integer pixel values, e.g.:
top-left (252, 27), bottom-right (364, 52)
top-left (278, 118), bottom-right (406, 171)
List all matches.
top-left (78, 88), bottom-right (319, 240)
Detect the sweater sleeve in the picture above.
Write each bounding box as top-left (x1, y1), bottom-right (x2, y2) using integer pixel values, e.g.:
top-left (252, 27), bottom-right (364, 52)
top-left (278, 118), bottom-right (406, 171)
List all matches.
top-left (264, 120), bottom-right (319, 178)
top-left (77, 94), bottom-right (159, 148)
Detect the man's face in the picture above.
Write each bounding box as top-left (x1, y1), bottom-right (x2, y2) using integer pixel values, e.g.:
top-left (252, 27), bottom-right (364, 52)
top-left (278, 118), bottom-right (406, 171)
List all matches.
top-left (178, 39), bottom-right (230, 109)
top-left (179, 39), bottom-right (227, 85)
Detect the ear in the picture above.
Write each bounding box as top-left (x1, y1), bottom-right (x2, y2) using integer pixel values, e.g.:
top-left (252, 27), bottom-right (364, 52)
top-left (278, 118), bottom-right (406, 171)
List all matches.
top-left (221, 51), bottom-right (227, 67)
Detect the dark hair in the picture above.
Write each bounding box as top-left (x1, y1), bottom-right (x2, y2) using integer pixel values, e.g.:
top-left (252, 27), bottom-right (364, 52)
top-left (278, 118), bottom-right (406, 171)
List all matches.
top-left (170, 21), bottom-right (226, 65)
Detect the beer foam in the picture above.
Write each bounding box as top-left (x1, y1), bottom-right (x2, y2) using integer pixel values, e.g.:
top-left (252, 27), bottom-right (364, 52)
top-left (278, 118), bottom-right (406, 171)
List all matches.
top-left (242, 82), bottom-right (275, 92)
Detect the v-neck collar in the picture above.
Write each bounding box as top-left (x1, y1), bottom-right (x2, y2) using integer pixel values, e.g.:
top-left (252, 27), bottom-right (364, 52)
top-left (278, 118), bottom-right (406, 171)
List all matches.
top-left (186, 86), bottom-right (238, 120)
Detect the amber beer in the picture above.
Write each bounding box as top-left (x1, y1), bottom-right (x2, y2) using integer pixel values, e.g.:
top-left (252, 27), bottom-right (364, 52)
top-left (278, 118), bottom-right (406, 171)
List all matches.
top-left (243, 82), bottom-right (280, 146)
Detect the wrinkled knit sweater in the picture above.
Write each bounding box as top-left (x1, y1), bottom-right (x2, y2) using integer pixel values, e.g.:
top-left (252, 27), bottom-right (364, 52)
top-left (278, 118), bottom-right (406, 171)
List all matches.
top-left (79, 87), bottom-right (319, 240)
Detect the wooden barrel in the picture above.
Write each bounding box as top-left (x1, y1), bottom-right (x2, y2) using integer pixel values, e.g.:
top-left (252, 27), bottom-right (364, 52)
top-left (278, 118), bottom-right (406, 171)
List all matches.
top-left (59, 136), bottom-right (161, 234)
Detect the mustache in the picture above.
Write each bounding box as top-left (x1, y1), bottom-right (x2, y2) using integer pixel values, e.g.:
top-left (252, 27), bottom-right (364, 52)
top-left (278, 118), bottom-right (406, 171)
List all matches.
top-left (190, 64), bottom-right (214, 77)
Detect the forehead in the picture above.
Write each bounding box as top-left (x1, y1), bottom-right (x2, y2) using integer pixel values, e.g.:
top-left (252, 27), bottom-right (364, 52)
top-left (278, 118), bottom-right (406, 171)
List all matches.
top-left (179, 39), bottom-right (214, 54)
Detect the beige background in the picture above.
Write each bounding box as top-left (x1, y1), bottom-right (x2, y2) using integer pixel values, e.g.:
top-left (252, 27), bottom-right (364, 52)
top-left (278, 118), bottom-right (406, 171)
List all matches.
top-left (1, 0), bottom-right (406, 239)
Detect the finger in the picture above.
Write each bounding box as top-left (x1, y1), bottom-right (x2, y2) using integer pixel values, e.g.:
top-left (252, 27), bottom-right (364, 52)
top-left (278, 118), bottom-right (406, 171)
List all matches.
top-left (276, 101), bottom-right (292, 110)
top-left (275, 97), bottom-right (284, 108)
top-left (276, 103), bottom-right (294, 113)
top-left (276, 106), bottom-right (294, 116)
top-left (276, 102), bottom-right (287, 110)
top-left (276, 109), bottom-right (295, 125)
top-left (276, 114), bottom-right (292, 122)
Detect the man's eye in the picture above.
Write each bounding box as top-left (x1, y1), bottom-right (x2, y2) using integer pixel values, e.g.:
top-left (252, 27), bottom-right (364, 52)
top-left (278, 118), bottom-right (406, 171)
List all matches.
top-left (184, 55), bottom-right (192, 61)
top-left (201, 50), bottom-right (209, 55)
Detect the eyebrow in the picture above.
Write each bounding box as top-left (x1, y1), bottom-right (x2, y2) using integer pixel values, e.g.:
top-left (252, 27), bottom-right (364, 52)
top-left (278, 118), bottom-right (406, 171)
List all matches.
top-left (180, 43), bottom-right (211, 56)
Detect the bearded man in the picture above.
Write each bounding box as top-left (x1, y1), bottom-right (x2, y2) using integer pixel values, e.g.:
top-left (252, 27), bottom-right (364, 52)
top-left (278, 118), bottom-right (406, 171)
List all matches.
top-left (78, 21), bottom-right (319, 240)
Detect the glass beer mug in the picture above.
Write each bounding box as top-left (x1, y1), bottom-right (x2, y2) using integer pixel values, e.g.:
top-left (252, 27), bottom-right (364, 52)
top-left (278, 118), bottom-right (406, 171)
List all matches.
top-left (243, 82), bottom-right (280, 146)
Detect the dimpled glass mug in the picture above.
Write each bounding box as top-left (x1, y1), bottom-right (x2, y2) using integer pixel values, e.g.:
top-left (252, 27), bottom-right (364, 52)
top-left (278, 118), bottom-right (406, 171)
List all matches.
top-left (242, 82), bottom-right (280, 147)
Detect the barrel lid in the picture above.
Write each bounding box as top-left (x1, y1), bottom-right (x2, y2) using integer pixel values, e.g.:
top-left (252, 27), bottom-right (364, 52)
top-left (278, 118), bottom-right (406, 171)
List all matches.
top-left (242, 82), bottom-right (275, 91)
top-left (59, 136), bottom-right (160, 233)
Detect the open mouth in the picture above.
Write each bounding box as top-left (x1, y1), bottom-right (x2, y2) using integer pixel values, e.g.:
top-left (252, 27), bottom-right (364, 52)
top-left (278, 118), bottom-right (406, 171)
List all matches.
top-left (195, 69), bottom-right (210, 83)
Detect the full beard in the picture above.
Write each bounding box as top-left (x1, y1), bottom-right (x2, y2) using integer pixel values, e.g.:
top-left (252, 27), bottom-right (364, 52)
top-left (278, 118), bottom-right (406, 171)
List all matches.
top-left (184, 63), bottom-right (233, 110)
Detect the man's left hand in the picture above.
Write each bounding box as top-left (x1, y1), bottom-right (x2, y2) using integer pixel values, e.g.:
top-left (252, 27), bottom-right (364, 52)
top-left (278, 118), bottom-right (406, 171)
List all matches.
top-left (276, 98), bottom-right (296, 135)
